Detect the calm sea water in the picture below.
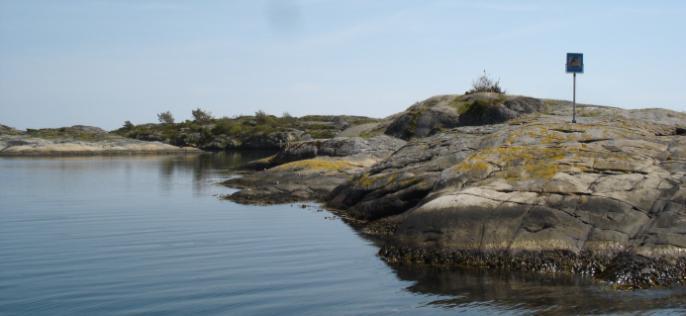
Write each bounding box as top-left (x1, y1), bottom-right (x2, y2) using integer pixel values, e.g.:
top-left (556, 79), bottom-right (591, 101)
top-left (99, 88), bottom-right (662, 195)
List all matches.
top-left (1, 153), bottom-right (685, 315)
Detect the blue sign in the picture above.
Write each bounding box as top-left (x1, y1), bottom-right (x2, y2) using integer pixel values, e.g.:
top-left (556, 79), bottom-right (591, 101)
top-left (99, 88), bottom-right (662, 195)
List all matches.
top-left (566, 53), bottom-right (583, 73)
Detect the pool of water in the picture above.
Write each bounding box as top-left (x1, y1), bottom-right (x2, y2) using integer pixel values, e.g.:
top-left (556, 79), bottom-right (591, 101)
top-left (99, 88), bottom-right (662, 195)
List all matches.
top-left (1, 153), bottom-right (685, 315)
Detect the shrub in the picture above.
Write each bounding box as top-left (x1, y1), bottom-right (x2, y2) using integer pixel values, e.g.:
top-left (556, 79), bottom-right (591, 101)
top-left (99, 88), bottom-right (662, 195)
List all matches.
top-left (122, 120), bottom-right (134, 130)
top-left (281, 112), bottom-right (296, 124)
top-left (157, 111), bottom-right (175, 124)
top-left (255, 110), bottom-right (269, 124)
top-left (192, 108), bottom-right (213, 123)
top-left (255, 110), bottom-right (267, 123)
top-left (466, 70), bottom-right (504, 94)
top-left (211, 118), bottom-right (242, 136)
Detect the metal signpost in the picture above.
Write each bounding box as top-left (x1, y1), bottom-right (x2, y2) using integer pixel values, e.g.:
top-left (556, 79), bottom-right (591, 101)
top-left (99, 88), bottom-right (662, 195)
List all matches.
top-left (566, 53), bottom-right (583, 123)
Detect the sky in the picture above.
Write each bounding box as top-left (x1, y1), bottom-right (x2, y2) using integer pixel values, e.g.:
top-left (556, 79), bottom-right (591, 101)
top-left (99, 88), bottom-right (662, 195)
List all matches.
top-left (1, 0), bottom-right (684, 130)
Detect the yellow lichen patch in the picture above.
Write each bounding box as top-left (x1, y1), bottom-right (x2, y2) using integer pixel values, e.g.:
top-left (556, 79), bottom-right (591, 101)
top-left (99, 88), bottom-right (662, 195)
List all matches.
top-left (496, 146), bottom-right (566, 163)
top-left (449, 155), bottom-right (496, 181)
top-left (357, 173), bottom-right (378, 188)
top-left (501, 122), bottom-right (607, 147)
top-left (495, 146), bottom-right (565, 181)
top-left (456, 146), bottom-right (569, 182)
top-left (272, 158), bottom-right (359, 172)
top-left (396, 176), bottom-right (421, 188)
top-left (451, 120), bottom-right (655, 186)
top-left (453, 156), bottom-right (492, 173)
top-left (523, 161), bottom-right (559, 179)
top-left (357, 172), bottom-right (399, 189)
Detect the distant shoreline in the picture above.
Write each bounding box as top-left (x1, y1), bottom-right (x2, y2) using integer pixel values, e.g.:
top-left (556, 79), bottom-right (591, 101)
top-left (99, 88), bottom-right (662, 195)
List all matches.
top-left (0, 125), bottom-right (200, 156)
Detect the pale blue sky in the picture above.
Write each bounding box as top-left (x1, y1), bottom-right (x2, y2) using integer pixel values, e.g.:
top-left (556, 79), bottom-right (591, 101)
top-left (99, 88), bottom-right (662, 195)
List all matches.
top-left (1, 0), bottom-right (684, 130)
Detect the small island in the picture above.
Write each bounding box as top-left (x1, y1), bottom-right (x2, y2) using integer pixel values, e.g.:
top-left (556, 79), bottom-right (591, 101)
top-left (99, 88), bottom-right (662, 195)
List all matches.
top-left (0, 124), bottom-right (199, 156)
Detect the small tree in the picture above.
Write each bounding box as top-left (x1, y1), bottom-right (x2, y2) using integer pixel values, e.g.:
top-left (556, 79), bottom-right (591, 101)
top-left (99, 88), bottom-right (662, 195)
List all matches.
top-left (466, 70), bottom-right (504, 94)
top-left (122, 120), bottom-right (134, 130)
top-left (255, 110), bottom-right (268, 124)
top-left (191, 108), bottom-right (213, 123)
top-left (157, 111), bottom-right (175, 124)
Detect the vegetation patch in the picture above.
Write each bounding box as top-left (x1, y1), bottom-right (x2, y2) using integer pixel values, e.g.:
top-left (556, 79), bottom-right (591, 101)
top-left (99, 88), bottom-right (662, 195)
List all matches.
top-left (26, 127), bottom-right (113, 142)
top-left (448, 97), bottom-right (470, 115)
top-left (465, 71), bottom-right (505, 95)
top-left (272, 158), bottom-right (359, 172)
top-left (114, 109), bottom-right (380, 150)
top-left (359, 128), bottom-right (384, 139)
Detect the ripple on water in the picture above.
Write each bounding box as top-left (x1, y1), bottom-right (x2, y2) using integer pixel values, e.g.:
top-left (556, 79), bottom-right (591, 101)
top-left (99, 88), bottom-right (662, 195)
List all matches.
top-left (1, 155), bottom-right (685, 315)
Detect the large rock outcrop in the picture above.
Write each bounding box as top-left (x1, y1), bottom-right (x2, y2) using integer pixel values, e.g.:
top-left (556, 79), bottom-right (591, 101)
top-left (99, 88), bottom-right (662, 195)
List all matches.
top-left (224, 93), bottom-right (686, 288)
top-left (329, 114), bottom-right (686, 288)
top-left (384, 93), bottom-right (546, 140)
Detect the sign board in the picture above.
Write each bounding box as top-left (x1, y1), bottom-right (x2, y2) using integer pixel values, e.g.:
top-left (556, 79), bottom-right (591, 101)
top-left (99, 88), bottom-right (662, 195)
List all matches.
top-left (566, 53), bottom-right (584, 73)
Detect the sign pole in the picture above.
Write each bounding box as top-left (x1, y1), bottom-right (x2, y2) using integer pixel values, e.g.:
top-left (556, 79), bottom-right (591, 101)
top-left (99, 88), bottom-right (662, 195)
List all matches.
top-left (566, 52), bottom-right (583, 124)
top-left (572, 72), bottom-right (576, 123)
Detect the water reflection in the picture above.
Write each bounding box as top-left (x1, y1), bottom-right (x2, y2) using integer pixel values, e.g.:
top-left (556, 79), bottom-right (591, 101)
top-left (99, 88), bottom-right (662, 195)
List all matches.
top-left (156, 151), bottom-right (274, 195)
top-left (0, 151), bottom-right (274, 198)
top-left (387, 263), bottom-right (686, 314)
top-left (4, 153), bottom-right (685, 314)
top-left (178, 152), bottom-right (686, 314)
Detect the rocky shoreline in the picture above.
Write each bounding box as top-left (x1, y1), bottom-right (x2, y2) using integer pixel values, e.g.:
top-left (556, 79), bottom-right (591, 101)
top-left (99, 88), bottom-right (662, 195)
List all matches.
top-left (223, 93), bottom-right (686, 289)
top-left (379, 246), bottom-right (686, 290)
top-left (223, 135), bottom-right (406, 204)
top-left (4, 92), bottom-right (685, 288)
